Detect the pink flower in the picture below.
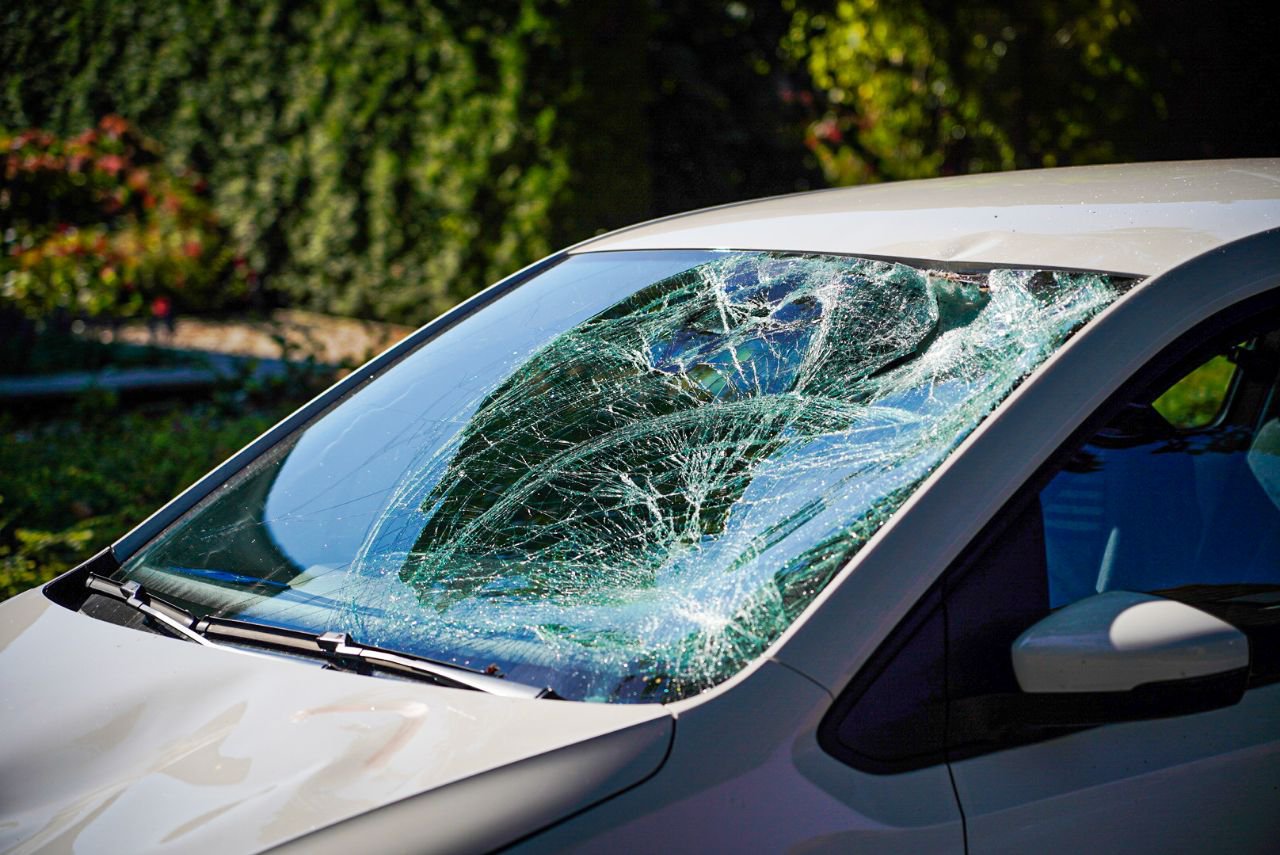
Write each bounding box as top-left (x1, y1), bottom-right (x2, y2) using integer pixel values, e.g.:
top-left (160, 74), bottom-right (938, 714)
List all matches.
top-left (96, 154), bottom-right (126, 175)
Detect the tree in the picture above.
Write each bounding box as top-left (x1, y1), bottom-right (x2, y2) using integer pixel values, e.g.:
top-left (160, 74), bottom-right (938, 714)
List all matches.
top-left (784, 0), bottom-right (1165, 184)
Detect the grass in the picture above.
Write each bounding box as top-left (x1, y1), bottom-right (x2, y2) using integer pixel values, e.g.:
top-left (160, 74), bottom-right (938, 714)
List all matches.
top-left (0, 392), bottom-right (306, 600)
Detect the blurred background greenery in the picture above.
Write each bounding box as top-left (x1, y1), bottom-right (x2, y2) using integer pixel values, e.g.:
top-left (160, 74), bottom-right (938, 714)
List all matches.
top-left (7, 0), bottom-right (1277, 324)
top-left (2, 0), bottom-right (1277, 596)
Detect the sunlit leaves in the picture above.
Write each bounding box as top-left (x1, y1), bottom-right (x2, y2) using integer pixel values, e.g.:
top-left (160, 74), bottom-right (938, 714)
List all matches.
top-left (784, 0), bottom-right (1160, 184)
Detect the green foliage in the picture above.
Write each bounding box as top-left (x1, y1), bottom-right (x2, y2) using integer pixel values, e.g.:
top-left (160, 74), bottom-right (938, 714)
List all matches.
top-left (1153, 354), bottom-right (1236, 430)
top-left (1, 116), bottom-right (248, 319)
top-left (1, 0), bottom-right (574, 325)
top-left (784, 0), bottom-right (1165, 183)
top-left (0, 396), bottom-right (297, 599)
top-left (0, 514), bottom-right (94, 602)
top-left (0, 0), bottom-right (1190, 324)
top-left (642, 1), bottom-right (823, 214)
top-left (0, 2), bottom-right (827, 323)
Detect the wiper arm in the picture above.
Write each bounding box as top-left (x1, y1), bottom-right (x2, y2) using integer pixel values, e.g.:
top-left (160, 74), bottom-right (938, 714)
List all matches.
top-left (99, 577), bottom-right (221, 648)
top-left (84, 574), bottom-right (557, 699)
top-left (198, 617), bottom-right (557, 699)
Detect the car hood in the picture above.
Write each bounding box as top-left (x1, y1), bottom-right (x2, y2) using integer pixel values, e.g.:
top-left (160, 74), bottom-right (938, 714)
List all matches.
top-left (0, 590), bottom-right (672, 854)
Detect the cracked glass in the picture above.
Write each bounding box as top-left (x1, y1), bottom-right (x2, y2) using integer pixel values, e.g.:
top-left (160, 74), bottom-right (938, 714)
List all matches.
top-left (117, 250), bottom-right (1132, 702)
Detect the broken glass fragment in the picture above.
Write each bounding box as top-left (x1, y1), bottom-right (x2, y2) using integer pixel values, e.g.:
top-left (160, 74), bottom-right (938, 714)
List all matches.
top-left (118, 251), bottom-right (1131, 702)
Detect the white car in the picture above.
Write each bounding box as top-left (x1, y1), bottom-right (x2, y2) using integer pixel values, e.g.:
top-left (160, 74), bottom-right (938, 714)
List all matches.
top-left (3, 160), bottom-right (1279, 854)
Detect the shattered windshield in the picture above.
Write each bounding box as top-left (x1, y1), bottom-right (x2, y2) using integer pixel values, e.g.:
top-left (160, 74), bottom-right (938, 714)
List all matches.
top-left (117, 250), bottom-right (1131, 702)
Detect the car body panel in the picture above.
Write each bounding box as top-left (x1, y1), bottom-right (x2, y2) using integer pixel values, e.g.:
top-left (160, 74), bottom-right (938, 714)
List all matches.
top-left (574, 160), bottom-right (1280, 278)
top-left (3, 163), bottom-right (1279, 853)
top-left (515, 660), bottom-right (964, 854)
top-left (0, 589), bottom-right (671, 854)
top-left (264, 715), bottom-right (672, 855)
top-left (951, 683), bottom-right (1280, 854)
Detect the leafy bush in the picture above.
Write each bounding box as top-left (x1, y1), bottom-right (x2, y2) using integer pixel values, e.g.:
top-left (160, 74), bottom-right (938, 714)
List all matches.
top-left (0, 1), bottom-right (577, 325)
top-left (1153, 354), bottom-right (1236, 430)
top-left (0, 1), bottom-right (822, 325)
top-left (1, 116), bottom-right (250, 319)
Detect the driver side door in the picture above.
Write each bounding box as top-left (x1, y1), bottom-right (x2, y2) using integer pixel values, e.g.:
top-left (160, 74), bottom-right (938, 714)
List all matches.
top-left (945, 305), bottom-right (1280, 853)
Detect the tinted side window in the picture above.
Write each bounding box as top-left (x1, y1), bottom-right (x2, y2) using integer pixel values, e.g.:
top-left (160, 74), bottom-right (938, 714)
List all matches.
top-left (1152, 352), bottom-right (1237, 429)
top-left (1040, 332), bottom-right (1280, 608)
top-left (826, 313), bottom-right (1280, 768)
top-left (819, 587), bottom-right (946, 773)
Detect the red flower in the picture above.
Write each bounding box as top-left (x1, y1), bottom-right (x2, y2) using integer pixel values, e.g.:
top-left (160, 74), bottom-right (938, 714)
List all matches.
top-left (126, 168), bottom-right (150, 191)
top-left (96, 154), bottom-right (126, 175)
top-left (99, 115), bottom-right (129, 138)
top-left (813, 118), bottom-right (844, 144)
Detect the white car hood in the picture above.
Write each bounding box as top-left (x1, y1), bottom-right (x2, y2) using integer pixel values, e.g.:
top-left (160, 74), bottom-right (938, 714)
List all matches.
top-left (0, 590), bottom-right (672, 854)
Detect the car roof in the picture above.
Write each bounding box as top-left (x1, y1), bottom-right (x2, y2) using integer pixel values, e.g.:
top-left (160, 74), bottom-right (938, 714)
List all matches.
top-left (573, 159), bottom-right (1280, 277)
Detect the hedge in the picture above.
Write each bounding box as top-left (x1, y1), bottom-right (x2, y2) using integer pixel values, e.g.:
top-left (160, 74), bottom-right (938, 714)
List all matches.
top-left (2, 0), bottom-right (581, 324)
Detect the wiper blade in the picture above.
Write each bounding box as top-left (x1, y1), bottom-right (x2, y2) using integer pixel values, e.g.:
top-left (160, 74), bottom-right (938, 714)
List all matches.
top-left (84, 574), bottom-right (557, 699)
top-left (198, 617), bottom-right (557, 698)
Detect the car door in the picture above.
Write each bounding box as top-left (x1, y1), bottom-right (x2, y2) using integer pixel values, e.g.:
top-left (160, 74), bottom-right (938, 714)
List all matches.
top-left (943, 301), bottom-right (1280, 853)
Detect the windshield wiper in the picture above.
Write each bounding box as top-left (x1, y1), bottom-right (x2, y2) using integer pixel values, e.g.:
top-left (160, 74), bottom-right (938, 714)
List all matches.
top-left (84, 573), bottom-right (557, 699)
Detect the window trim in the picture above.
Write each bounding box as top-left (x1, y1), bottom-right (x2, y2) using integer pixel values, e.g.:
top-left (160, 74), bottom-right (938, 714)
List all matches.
top-left (816, 583), bottom-right (947, 775)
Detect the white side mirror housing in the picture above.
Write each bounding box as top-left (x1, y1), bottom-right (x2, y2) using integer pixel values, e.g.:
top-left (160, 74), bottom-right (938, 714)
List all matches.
top-left (1012, 590), bottom-right (1248, 694)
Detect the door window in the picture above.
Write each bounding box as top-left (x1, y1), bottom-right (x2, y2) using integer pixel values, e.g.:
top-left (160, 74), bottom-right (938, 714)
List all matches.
top-left (944, 316), bottom-right (1280, 753)
top-left (823, 310), bottom-right (1280, 770)
top-left (1040, 331), bottom-right (1280, 608)
top-left (1151, 352), bottom-right (1237, 429)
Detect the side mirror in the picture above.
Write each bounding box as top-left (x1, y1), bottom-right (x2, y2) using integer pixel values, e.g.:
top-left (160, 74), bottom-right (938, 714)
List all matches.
top-left (1013, 590), bottom-right (1248, 692)
top-left (1009, 591), bottom-right (1250, 726)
